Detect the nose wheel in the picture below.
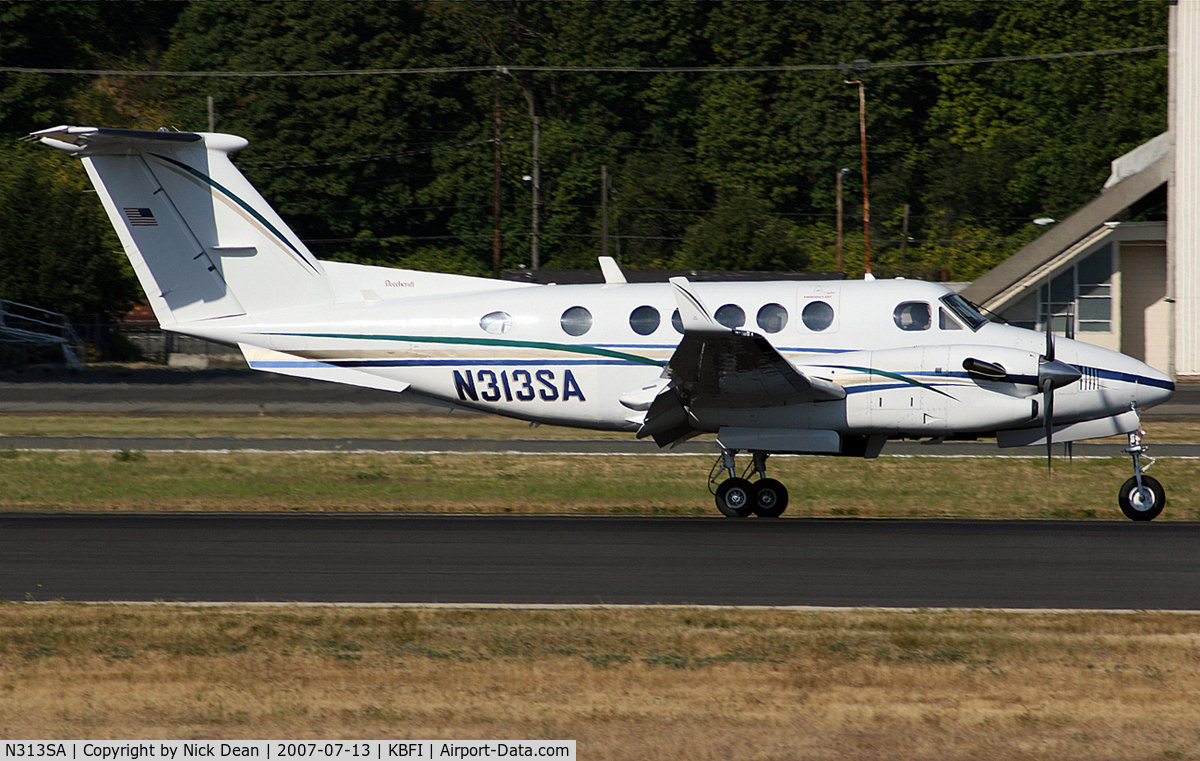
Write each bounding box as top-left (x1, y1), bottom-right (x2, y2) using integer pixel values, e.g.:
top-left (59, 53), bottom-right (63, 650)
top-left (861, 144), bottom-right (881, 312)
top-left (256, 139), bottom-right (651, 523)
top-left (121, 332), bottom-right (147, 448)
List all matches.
top-left (1119, 428), bottom-right (1165, 521)
top-left (710, 450), bottom-right (790, 518)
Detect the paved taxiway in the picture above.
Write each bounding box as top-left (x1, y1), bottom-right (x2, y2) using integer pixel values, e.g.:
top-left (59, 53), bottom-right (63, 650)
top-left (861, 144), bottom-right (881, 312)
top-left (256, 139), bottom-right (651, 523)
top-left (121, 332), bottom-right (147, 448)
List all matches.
top-left (3, 514), bottom-right (1199, 608)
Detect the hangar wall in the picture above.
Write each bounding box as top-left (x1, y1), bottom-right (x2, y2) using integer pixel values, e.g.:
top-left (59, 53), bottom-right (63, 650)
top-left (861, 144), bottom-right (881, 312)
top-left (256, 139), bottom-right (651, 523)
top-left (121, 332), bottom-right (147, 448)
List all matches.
top-left (1171, 0), bottom-right (1200, 375)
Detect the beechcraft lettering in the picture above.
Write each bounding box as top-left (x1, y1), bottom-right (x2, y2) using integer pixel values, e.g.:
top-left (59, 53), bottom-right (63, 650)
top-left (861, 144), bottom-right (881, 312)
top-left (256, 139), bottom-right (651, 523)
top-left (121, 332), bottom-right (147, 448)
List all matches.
top-left (31, 124), bottom-right (1175, 520)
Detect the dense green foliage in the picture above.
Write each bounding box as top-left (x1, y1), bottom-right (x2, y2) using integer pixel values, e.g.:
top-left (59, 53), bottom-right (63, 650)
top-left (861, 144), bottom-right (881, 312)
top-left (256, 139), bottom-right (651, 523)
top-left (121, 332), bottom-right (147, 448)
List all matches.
top-left (0, 0), bottom-right (1168, 317)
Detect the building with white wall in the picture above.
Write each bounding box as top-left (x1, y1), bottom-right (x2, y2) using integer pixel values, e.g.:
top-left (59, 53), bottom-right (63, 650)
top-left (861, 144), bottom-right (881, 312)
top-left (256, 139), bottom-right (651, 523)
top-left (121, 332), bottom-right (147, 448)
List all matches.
top-left (962, 0), bottom-right (1196, 378)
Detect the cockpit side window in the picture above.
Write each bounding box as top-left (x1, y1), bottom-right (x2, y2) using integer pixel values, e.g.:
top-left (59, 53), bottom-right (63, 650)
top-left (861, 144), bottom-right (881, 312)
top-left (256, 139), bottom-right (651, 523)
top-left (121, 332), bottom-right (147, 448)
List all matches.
top-left (939, 293), bottom-right (988, 331)
top-left (893, 302), bottom-right (931, 331)
top-left (939, 308), bottom-right (964, 330)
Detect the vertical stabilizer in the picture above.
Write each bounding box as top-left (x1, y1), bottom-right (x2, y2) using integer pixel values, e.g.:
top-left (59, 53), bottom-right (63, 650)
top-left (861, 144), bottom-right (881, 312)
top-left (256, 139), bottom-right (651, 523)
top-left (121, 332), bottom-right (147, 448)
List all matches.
top-left (33, 126), bottom-right (332, 326)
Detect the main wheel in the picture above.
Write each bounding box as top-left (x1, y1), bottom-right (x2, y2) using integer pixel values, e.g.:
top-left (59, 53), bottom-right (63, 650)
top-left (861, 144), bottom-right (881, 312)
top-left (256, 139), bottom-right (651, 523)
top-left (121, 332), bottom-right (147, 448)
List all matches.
top-left (751, 478), bottom-right (789, 518)
top-left (1118, 475), bottom-right (1165, 521)
top-left (715, 477), bottom-right (754, 517)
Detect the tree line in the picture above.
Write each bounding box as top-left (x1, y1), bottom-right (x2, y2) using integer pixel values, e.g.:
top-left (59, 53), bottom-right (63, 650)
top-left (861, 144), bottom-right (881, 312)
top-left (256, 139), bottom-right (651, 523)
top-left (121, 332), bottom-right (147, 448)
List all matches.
top-left (0, 0), bottom-right (1168, 319)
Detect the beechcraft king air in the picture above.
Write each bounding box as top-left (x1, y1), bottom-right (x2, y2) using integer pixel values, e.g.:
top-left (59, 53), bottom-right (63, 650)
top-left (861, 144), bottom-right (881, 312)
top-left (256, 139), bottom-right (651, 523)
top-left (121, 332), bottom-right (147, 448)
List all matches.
top-left (32, 125), bottom-right (1177, 520)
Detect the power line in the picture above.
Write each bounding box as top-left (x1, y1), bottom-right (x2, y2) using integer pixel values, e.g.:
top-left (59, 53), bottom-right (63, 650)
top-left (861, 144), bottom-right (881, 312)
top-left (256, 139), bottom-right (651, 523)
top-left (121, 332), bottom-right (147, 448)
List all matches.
top-left (0, 45), bottom-right (1165, 79)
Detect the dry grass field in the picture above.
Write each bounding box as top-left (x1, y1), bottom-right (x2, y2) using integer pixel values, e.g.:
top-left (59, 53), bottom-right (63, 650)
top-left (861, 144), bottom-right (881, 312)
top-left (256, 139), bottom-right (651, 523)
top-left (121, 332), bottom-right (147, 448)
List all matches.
top-left (2, 605), bottom-right (1200, 759)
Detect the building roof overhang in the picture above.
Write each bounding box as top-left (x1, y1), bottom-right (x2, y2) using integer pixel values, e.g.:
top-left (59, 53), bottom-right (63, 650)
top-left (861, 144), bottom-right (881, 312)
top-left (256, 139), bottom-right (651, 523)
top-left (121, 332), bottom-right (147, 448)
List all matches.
top-left (960, 144), bottom-right (1171, 311)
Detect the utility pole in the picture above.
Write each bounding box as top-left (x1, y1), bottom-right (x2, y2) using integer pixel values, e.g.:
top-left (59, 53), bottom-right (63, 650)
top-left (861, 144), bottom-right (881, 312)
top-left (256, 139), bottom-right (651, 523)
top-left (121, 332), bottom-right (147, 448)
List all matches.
top-left (498, 67), bottom-right (542, 271)
top-left (206, 95), bottom-right (215, 133)
top-left (600, 164), bottom-right (609, 259)
top-left (844, 62), bottom-right (872, 276)
top-left (492, 73), bottom-right (503, 278)
top-left (900, 203), bottom-right (911, 273)
top-left (530, 115), bottom-right (541, 271)
top-left (835, 167), bottom-right (849, 273)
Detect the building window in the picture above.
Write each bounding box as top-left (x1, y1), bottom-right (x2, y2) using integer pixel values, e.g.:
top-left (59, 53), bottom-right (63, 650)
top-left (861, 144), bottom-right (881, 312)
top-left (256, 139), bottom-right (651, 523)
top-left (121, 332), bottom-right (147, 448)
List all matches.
top-left (1076, 244), bottom-right (1112, 332)
top-left (1000, 244), bottom-right (1114, 335)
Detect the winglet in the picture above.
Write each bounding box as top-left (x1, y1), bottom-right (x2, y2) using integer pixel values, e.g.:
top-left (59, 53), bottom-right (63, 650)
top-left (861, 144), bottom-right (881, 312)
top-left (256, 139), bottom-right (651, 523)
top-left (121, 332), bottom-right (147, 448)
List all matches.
top-left (598, 256), bottom-right (627, 284)
top-left (669, 277), bottom-right (725, 333)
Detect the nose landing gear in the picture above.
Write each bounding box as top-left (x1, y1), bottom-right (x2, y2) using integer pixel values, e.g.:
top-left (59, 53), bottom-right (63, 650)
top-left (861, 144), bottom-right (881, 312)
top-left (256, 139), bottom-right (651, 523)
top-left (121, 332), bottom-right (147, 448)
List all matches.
top-left (1119, 428), bottom-right (1165, 521)
top-left (710, 449), bottom-right (790, 518)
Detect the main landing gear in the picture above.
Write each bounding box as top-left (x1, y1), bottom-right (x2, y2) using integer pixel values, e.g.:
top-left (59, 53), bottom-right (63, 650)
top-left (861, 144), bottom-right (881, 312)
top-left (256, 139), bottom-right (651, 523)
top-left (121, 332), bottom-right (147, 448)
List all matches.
top-left (710, 449), bottom-right (789, 518)
top-left (1119, 428), bottom-right (1165, 521)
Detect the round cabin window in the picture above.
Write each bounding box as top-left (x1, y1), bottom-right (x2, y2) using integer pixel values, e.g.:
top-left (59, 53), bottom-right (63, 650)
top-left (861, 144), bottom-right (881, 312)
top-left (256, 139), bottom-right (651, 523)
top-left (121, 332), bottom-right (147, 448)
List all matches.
top-left (757, 303), bottom-right (789, 333)
top-left (629, 305), bottom-right (661, 336)
top-left (560, 306), bottom-right (593, 336)
top-left (801, 301), bottom-right (834, 332)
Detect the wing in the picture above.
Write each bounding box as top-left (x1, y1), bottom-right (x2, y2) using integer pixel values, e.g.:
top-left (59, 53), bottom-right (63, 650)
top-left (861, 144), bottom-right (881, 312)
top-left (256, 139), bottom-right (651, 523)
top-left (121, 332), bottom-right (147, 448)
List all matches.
top-left (635, 278), bottom-right (844, 447)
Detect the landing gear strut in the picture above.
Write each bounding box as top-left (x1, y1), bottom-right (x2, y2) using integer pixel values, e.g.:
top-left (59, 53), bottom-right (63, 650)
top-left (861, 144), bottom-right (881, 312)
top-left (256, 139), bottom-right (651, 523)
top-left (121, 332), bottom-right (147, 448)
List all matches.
top-left (710, 449), bottom-right (790, 518)
top-left (1119, 428), bottom-right (1165, 521)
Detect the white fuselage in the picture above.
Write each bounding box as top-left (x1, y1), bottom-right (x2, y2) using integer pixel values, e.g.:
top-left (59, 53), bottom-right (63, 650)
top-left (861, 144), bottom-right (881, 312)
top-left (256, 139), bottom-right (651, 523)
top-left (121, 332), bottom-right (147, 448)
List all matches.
top-left (184, 274), bottom-right (1174, 443)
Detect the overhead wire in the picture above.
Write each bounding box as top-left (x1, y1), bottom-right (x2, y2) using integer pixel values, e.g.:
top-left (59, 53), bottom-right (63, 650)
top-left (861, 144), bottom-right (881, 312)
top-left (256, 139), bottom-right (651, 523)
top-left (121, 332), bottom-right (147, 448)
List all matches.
top-left (0, 45), bottom-right (1166, 78)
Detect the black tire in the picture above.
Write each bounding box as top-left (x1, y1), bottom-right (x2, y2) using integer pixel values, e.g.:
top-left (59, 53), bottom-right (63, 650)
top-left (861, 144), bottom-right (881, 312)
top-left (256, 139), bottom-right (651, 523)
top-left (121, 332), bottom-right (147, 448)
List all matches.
top-left (715, 477), bottom-right (754, 517)
top-left (751, 478), bottom-right (789, 518)
top-left (1118, 475), bottom-right (1165, 521)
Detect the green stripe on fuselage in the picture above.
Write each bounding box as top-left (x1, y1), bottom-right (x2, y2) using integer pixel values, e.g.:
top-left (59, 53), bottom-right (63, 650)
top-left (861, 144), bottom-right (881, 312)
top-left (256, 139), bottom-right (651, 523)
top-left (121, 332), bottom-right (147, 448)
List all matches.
top-left (825, 365), bottom-right (958, 400)
top-left (268, 332), bottom-right (668, 366)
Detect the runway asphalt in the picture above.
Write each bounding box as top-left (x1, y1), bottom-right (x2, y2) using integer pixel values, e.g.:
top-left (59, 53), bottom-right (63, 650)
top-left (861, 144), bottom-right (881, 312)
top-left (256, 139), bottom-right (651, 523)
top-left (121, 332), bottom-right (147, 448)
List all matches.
top-left (3, 514), bottom-right (1199, 608)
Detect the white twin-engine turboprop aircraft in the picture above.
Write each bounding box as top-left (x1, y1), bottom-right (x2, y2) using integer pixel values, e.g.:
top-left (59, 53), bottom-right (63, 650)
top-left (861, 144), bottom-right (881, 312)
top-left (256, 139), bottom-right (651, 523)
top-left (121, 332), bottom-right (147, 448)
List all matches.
top-left (33, 125), bottom-right (1176, 520)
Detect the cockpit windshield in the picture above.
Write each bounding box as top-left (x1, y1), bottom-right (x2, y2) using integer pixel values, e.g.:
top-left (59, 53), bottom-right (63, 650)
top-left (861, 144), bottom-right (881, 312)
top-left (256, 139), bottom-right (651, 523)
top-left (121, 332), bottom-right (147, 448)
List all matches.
top-left (939, 293), bottom-right (988, 332)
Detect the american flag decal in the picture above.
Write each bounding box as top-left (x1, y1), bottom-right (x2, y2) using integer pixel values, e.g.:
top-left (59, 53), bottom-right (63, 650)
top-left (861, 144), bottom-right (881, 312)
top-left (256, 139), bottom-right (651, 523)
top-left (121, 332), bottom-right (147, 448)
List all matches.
top-left (123, 207), bottom-right (157, 227)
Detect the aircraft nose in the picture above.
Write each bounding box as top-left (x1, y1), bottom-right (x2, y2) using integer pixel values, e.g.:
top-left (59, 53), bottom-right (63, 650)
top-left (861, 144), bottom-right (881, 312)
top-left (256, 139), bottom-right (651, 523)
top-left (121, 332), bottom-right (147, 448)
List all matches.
top-left (1136, 364), bottom-right (1175, 411)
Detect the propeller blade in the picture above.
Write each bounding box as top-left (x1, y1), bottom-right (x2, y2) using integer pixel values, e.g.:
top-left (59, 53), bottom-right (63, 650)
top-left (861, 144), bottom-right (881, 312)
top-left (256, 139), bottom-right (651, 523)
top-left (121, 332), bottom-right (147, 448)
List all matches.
top-left (1043, 377), bottom-right (1054, 475)
top-left (1044, 297), bottom-right (1055, 362)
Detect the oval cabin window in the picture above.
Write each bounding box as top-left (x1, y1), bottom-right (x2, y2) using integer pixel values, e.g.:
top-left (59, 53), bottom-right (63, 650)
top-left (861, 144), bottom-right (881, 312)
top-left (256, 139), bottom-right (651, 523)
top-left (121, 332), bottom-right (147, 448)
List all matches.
top-left (560, 306), bottom-right (593, 336)
top-left (757, 303), bottom-right (789, 333)
top-left (893, 301), bottom-right (931, 331)
top-left (629, 305), bottom-right (660, 336)
top-left (801, 301), bottom-right (834, 332)
top-left (715, 304), bottom-right (746, 329)
top-left (480, 311), bottom-right (513, 335)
